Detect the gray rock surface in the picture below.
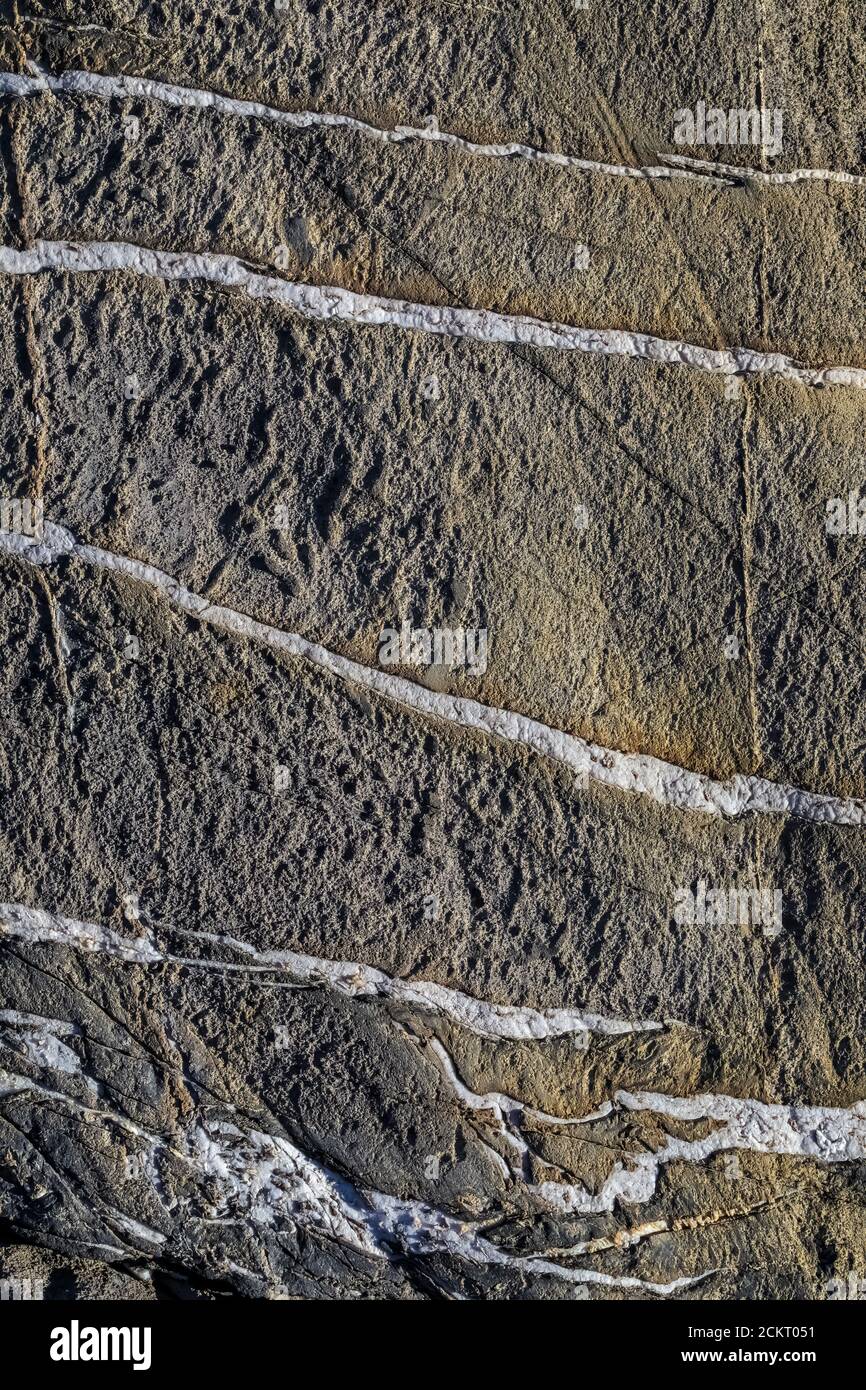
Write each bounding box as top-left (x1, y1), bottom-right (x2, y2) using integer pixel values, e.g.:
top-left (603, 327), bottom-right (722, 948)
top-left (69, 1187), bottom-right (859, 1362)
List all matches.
top-left (0, 1), bottom-right (865, 1302)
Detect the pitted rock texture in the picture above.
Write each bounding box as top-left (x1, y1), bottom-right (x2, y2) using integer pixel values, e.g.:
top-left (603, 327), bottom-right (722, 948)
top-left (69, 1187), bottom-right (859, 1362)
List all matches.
top-left (0, 1), bottom-right (865, 1302)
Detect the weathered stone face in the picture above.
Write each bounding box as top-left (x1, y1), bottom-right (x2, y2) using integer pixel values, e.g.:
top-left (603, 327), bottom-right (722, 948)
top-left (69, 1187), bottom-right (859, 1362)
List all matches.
top-left (1, 1), bottom-right (865, 1307)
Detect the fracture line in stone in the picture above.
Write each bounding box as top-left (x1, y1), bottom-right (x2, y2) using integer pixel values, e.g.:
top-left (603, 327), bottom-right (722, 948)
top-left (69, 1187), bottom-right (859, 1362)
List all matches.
top-left (542, 1196), bottom-right (774, 1258)
top-left (0, 1066), bottom-right (705, 1293)
top-left (0, 901), bottom-right (660, 1040)
top-left (1, 238), bottom-right (866, 389)
top-left (4, 67), bottom-right (863, 191)
top-left (1, 520), bottom-right (864, 824)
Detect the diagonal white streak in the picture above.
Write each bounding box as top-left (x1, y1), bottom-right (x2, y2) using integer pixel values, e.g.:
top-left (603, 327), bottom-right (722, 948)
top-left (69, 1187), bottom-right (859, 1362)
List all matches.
top-left (0, 238), bottom-right (865, 388)
top-left (1, 519), bottom-right (864, 823)
top-left (0, 67), bottom-right (729, 185)
top-left (0, 900), bottom-right (658, 1039)
top-left (4, 67), bottom-right (865, 189)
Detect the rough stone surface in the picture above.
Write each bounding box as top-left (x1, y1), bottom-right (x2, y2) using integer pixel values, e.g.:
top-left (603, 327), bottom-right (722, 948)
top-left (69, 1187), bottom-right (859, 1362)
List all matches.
top-left (0, 1), bottom-right (865, 1303)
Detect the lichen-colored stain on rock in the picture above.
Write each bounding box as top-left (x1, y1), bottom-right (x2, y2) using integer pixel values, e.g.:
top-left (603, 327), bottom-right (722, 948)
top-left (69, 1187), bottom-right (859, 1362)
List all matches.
top-left (0, 0), bottom-right (865, 1312)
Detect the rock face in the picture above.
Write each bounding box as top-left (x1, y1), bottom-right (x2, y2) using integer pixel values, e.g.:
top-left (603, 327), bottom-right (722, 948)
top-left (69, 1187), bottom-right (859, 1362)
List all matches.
top-left (0, 2), bottom-right (864, 1303)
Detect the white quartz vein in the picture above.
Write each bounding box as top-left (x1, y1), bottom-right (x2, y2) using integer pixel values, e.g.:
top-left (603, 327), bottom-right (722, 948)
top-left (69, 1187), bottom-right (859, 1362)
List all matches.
top-left (0, 901), bottom-right (658, 1040)
top-left (1, 519), bottom-right (863, 824)
top-left (532, 1088), bottom-right (866, 1216)
top-left (0, 1066), bottom-right (705, 1294)
top-left (0, 67), bottom-right (729, 186)
top-left (0, 239), bottom-right (865, 389)
top-left (3, 67), bottom-right (863, 190)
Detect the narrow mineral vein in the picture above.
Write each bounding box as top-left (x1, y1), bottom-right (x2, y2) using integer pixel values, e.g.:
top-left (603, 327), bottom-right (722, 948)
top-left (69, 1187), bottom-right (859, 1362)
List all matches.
top-left (1, 519), bottom-right (863, 823)
top-left (0, 901), bottom-right (659, 1039)
top-left (423, 1038), bottom-right (866, 1215)
top-left (0, 1066), bottom-right (705, 1294)
top-left (1, 238), bottom-right (865, 389)
top-left (0, 67), bottom-right (728, 186)
top-left (3, 67), bottom-right (863, 189)
top-left (662, 151), bottom-right (866, 186)
top-left (542, 1195), bottom-right (775, 1258)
